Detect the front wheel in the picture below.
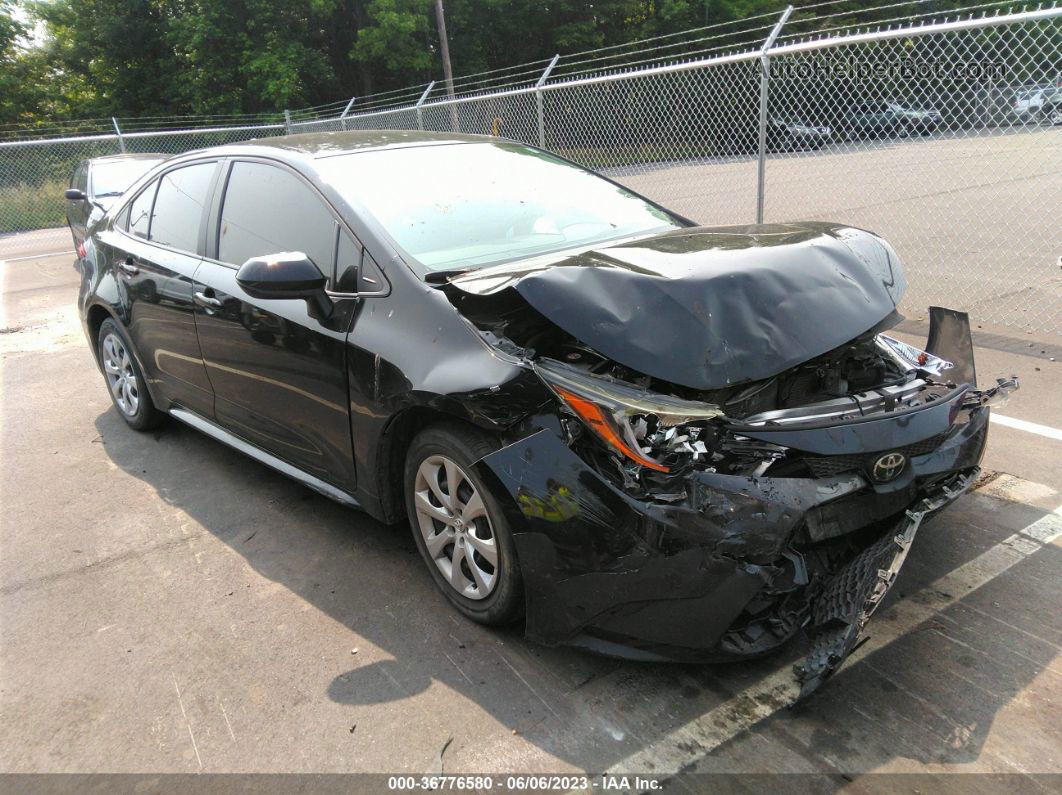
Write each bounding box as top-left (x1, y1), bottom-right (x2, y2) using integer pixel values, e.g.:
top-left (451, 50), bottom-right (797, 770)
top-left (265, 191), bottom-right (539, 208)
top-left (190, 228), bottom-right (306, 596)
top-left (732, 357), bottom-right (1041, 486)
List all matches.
top-left (97, 318), bottom-right (164, 431)
top-left (404, 423), bottom-right (524, 626)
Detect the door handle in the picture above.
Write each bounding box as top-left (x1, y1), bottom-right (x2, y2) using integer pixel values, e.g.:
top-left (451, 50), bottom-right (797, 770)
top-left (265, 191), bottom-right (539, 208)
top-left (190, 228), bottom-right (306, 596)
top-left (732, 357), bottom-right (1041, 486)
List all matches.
top-left (117, 259), bottom-right (139, 276)
top-left (194, 291), bottom-right (223, 309)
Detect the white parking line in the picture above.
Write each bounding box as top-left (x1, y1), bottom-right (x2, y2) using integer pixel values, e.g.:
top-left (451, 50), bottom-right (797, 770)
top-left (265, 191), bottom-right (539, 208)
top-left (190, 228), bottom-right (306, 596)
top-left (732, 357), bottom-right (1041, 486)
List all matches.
top-left (1, 250), bottom-right (74, 263)
top-left (601, 499), bottom-right (1062, 778)
top-left (992, 413), bottom-right (1062, 442)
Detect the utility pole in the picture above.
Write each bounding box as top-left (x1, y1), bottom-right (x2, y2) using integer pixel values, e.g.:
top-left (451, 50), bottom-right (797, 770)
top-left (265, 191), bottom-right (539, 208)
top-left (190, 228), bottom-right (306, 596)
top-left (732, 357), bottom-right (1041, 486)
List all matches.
top-left (434, 0), bottom-right (459, 131)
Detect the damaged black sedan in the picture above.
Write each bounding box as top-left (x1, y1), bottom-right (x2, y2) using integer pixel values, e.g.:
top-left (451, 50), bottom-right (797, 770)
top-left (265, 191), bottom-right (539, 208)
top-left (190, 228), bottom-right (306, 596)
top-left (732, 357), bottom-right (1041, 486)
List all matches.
top-left (77, 131), bottom-right (1017, 695)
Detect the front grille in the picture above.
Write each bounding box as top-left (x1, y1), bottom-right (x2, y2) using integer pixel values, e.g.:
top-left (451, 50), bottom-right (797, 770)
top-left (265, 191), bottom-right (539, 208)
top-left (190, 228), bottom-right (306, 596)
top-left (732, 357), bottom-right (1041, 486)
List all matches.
top-left (803, 432), bottom-right (950, 478)
top-left (805, 455), bottom-right (863, 478)
top-left (903, 432), bottom-right (950, 457)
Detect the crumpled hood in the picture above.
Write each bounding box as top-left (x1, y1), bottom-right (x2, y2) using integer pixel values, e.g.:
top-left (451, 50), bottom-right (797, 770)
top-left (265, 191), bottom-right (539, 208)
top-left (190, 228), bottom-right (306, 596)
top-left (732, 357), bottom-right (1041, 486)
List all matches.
top-left (447, 222), bottom-right (906, 391)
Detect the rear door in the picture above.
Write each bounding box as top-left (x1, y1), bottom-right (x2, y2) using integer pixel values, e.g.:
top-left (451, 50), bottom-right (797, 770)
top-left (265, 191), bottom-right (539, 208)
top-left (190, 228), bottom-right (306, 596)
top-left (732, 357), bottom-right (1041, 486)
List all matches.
top-left (109, 161), bottom-right (219, 418)
top-left (192, 159), bottom-right (357, 489)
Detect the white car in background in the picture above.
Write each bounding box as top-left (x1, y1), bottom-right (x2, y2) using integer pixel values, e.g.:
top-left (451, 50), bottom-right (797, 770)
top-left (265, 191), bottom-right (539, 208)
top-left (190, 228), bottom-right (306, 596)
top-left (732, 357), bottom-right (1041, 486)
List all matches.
top-left (1012, 84), bottom-right (1061, 122)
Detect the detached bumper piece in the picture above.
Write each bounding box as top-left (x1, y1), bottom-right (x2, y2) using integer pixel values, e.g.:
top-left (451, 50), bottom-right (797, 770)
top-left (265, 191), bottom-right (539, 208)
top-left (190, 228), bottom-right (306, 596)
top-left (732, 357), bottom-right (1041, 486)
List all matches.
top-left (795, 469), bottom-right (979, 698)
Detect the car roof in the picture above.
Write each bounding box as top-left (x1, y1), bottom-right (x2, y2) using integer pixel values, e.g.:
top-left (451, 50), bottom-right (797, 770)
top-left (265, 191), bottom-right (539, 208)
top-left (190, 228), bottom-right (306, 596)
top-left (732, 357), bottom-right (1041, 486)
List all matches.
top-left (87, 152), bottom-right (168, 165)
top-left (221, 129), bottom-right (501, 160)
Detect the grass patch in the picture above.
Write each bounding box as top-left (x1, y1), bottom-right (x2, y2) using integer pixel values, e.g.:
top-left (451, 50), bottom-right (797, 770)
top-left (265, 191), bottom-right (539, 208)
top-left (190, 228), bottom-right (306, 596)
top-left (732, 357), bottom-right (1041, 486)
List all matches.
top-left (0, 179), bottom-right (67, 234)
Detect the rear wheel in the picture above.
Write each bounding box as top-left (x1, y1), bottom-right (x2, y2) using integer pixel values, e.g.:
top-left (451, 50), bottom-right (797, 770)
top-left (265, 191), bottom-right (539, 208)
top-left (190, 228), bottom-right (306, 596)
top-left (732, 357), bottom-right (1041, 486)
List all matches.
top-left (97, 318), bottom-right (164, 431)
top-left (404, 423), bottom-right (524, 625)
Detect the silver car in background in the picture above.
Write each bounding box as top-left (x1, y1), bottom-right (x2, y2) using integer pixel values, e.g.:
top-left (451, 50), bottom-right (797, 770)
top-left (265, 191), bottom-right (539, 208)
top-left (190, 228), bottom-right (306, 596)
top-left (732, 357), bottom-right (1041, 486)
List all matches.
top-left (64, 153), bottom-right (167, 249)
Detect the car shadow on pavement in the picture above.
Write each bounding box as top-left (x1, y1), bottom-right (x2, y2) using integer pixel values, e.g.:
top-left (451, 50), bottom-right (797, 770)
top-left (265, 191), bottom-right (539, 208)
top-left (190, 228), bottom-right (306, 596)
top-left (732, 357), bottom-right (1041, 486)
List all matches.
top-left (94, 408), bottom-right (1061, 774)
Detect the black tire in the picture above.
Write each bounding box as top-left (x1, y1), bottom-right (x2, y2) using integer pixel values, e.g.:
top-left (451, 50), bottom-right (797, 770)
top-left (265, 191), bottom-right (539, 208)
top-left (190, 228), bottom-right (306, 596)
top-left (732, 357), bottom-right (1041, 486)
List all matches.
top-left (404, 422), bottom-right (524, 626)
top-left (97, 318), bottom-right (165, 431)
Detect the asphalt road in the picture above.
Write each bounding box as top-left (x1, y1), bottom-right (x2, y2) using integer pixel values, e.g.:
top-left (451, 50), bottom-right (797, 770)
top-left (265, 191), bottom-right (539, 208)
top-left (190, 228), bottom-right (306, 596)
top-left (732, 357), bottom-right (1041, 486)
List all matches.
top-left (2, 243), bottom-right (1061, 788)
top-left (616, 125), bottom-right (1062, 337)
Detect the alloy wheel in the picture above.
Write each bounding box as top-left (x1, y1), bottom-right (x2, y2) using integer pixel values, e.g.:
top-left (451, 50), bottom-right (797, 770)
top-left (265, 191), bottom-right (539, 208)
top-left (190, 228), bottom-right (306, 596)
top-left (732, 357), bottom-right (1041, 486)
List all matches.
top-left (413, 454), bottom-right (498, 600)
top-left (101, 333), bottom-right (140, 417)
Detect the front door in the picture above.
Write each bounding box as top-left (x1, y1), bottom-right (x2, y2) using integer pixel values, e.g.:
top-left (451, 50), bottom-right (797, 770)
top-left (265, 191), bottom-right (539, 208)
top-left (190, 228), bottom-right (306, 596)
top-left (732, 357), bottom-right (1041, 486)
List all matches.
top-left (192, 159), bottom-right (357, 489)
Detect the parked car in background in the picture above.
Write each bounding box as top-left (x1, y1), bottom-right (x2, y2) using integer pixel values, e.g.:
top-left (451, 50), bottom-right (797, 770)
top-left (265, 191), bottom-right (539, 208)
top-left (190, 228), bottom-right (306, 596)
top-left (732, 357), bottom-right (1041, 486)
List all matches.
top-left (1011, 84), bottom-right (1061, 123)
top-left (76, 130), bottom-right (1016, 696)
top-left (65, 153), bottom-right (167, 249)
top-left (767, 115), bottom-right (831, 151)
top-left (844, 101), bottom-right (941, 138)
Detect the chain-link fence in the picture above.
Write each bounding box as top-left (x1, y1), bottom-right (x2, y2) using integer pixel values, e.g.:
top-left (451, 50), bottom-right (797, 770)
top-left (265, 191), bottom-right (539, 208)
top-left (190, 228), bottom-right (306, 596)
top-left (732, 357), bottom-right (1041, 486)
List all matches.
top-left (2, 4), bottom-right (1060, 334)
top-left (0, 122), bottom-right (288, 257)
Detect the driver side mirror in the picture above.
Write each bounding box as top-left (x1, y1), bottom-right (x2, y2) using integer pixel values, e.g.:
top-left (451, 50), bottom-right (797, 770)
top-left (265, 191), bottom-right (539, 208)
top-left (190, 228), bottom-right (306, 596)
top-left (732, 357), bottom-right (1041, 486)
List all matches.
top-left (236, 251), bottom-right (333, 320)
top-left (65, 188), bottom-right (86, 201)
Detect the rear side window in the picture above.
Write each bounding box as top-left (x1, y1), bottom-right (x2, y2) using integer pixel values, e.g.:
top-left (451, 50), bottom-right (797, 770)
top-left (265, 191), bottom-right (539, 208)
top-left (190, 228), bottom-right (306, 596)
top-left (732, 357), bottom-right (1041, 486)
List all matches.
top-left (150, 162), bottom-right (216, 253)
top-left (218, 162), bottom-right (336, 274)
top-left (127, 182), bottom-right (156, 239)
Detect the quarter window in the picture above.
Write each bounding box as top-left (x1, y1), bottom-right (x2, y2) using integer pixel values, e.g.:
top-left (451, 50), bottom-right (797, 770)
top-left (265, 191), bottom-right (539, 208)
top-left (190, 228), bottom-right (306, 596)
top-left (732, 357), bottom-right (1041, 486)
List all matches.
top-left (150, 162), bottom-right (216, 253)
top-left (127, 181), bottom-right (156, 239)
top-left (335, 231), bottom-right (362, 292)
top-left (218, 162), bottom-right (336, 275)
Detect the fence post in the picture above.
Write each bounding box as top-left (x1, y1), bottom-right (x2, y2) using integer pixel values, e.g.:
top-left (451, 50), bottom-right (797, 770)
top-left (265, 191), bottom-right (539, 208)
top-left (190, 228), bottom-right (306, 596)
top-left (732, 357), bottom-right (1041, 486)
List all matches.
top-left (755, 5), bottom-right (792, 224)
top-left (415, 81), bottom-right (436, 130)
top-left (340, 96), bottom-right (357, 131)
top-left (284, 109), bottom-right (292, 134)
top-left (111, 117), bottom-right (126, 153)
top-left (535, 55), bottom-right (561, 148)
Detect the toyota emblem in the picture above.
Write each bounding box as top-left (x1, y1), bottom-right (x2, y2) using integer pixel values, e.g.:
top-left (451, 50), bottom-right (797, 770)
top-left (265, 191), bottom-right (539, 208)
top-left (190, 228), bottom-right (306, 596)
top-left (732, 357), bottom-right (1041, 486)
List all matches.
top-left (871, 452), bottom-right (907, 482)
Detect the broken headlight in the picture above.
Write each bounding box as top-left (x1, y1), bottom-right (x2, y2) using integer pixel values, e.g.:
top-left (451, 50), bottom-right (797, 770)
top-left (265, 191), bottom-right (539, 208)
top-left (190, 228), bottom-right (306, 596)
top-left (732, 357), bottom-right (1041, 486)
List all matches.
top-left (876, 334), bottom-right (953, 377)
top-left (534, 358), bottom-right (723, 473)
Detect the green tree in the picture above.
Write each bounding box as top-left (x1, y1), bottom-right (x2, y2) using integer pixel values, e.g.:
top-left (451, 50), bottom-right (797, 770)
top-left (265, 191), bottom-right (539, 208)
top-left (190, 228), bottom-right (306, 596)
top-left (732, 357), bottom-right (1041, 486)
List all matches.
top-left (27, 0), bottom-right (181, 117)
top-left (1, 0), bottom-right (1034, 126)
top-left (168, 0), bottom-right (341, 113)
top-left (0, 0), bottom-right (28, 123)
top-left (351, 0), bottom-right (433, 75)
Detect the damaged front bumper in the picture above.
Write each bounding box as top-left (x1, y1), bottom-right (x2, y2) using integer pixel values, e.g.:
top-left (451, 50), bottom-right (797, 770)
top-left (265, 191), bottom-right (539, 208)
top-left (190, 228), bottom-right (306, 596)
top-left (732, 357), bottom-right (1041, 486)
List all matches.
top-left (466, 304), bottom-right (1018, 699)
top-left (795, 468), bottom-right (978, 698)
top-left (474, 397), bottom-right (993, 664)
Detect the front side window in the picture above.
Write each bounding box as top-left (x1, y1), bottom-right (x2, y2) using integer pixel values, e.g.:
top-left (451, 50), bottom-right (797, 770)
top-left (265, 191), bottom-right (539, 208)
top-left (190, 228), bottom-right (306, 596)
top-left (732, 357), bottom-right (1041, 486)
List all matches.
top-left (321, 142), bottom-right (681, 273)
top-left (218, 161), bottom-right (337, 273)
top-left (127, 181), bottom-right (156, 239)
top-left (149, 162), bottom-right (216, 253)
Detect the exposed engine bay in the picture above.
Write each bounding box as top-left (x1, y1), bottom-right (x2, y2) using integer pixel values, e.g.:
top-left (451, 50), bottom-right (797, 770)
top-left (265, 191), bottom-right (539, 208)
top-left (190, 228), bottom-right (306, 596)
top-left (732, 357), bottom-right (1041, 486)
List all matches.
top-left (448, 283), bottom-right (1014, 491)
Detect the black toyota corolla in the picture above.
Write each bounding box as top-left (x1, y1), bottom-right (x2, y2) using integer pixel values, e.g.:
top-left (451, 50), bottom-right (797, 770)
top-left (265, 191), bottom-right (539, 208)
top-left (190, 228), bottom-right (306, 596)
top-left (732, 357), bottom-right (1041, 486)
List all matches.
top-left (76, 130), bottom-right (1016, 695)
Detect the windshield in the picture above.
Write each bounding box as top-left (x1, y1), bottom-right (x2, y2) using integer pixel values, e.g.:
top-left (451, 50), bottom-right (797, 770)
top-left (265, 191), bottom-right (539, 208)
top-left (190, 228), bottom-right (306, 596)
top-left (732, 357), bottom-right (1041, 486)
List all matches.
top-left (322, 142), bottom-right (682, 273)
top-left (91, 159), bottom-right (165, 198)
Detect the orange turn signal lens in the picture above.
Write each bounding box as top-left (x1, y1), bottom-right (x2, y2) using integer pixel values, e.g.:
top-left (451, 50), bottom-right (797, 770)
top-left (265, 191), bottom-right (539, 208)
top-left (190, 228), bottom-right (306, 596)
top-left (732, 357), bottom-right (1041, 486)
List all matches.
top-left (555, 387), bottom-right (670, 473)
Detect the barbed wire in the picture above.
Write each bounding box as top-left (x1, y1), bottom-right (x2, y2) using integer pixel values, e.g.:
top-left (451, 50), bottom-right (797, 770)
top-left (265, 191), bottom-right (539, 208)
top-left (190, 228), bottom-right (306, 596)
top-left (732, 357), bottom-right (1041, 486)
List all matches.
top-left (775, 0), bottom-right (1047, 43)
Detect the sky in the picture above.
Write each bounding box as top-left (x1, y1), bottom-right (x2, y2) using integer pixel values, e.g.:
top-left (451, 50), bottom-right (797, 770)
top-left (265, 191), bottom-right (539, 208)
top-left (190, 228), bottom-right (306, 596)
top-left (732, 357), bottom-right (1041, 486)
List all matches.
top-left (10, 1), bottom-right (46, 47)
